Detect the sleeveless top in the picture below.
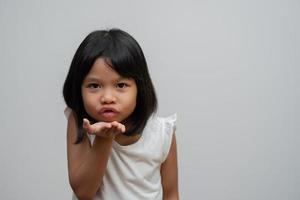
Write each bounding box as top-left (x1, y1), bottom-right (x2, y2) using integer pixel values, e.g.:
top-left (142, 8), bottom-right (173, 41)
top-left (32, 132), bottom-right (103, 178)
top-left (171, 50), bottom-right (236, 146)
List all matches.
top-left (64, 107), bottom-right (177, 200)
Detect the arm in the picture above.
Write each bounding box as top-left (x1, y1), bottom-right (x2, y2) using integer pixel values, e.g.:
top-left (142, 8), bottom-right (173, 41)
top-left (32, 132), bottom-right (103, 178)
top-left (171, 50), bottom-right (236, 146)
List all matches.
top-left (161, 132), bottom-right (179, 200)
top-left (67, 112), bottom-right (122, 200)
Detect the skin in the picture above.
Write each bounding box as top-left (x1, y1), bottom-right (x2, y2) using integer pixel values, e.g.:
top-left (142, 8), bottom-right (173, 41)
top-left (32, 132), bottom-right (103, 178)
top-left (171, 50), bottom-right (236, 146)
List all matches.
top-left (67, 58), bottom-right (179, 199)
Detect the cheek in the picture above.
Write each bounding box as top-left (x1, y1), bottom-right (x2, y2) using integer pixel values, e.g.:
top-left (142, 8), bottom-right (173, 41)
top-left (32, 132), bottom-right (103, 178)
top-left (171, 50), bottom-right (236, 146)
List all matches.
top-left (82, 97), bottom-right (98, 118)
top-left (81, 90), bottom-right (88, 106)
top-left (81, 90), bottom-right (96, 111)
top-left (84, 95), bottom-right (97, 108)
top-left (81, 95), bottom-right (90, 112)
top-left (129, 90), bottom-right (138, 111)
top-left (129, 97), bottom-right (137, 111)
top-left (122, 90), bottom-right (137, 111)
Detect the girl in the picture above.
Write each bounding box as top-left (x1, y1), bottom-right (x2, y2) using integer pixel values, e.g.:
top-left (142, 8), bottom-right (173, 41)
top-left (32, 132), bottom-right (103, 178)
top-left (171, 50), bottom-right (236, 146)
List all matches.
top-left (63, 29), bottom-right (179, 200)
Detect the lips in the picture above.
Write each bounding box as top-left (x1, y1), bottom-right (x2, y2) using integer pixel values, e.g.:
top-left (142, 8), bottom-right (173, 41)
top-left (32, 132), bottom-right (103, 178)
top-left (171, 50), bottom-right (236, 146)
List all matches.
top-left (98, 107), bottom-right (119, 118)
top-left (99, 107), bottom-right (119, 113)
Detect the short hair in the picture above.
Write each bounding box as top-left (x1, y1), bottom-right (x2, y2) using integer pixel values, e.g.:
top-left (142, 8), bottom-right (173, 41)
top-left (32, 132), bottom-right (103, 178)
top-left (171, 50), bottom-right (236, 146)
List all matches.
top-left (63, 29), bottom-right (157, 144)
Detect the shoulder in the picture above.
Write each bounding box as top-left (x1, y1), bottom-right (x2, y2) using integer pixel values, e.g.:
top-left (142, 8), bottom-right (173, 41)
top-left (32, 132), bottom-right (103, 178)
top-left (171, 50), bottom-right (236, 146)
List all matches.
top-left (157, 113), bottom-right (177, 130)
top-left (150, 113), bottom-right (177, 134)
top-left (146, 113), bottom-right (177, 162)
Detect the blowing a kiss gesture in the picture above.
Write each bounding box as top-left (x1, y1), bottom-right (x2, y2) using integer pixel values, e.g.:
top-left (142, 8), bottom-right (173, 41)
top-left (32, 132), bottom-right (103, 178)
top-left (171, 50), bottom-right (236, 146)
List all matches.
top-left (83, 118), bottom-right (126, 138)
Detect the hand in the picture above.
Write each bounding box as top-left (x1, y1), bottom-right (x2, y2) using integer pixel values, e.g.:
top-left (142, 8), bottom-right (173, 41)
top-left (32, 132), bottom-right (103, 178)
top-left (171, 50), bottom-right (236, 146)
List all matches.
top-left (83, 118), bottom-right (126, 138)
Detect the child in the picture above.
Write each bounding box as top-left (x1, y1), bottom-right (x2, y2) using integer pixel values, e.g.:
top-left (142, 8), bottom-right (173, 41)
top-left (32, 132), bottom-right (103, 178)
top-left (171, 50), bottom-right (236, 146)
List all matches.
top-left (63, 29), bottom-right (179, 200)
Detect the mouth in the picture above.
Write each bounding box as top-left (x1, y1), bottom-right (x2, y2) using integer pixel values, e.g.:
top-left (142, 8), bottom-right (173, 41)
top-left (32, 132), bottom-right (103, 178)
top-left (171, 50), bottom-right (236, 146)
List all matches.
top-left (98, 108), bottom-right (119, 118)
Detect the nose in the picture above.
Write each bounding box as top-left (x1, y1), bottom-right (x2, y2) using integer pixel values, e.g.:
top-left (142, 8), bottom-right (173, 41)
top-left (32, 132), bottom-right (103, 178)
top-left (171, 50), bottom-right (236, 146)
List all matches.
top-left (100, 89), bottom-right (116, 104)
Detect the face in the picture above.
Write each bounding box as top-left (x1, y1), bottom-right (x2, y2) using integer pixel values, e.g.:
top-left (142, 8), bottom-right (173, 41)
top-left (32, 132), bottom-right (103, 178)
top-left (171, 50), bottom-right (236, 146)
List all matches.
top-left (81, 58), bottom-right (137, 123)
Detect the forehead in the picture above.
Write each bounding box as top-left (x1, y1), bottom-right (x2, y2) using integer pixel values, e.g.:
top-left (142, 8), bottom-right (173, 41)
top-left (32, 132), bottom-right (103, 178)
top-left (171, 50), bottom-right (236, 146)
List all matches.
top-left (85, 58), bottom-right (121, 81)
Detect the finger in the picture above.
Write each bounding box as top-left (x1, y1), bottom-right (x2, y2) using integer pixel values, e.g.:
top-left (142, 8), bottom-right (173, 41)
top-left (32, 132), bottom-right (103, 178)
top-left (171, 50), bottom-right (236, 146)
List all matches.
top-left (104, 123), bottom-right (112, 129)
top-left (107, 125), bottom-right (118, 137)
top-left (102, 123), bottom-right (113, 134)
top-left (112, 121), bottom-right (125, 132)
top-left (83, 118), bottom-right (90, 128)
top-left (120, 124), bottom-right (126, 133)
top-left (110, 121), bottom-right (119, 128)
top-left (113, 122), bottom-right (125, 133)
top-left (110, 122), bottom-right (124, 134)
top-left (83, 118), bottom-right (94, 134)
top-left (114, 123), bottom-right (124, 133)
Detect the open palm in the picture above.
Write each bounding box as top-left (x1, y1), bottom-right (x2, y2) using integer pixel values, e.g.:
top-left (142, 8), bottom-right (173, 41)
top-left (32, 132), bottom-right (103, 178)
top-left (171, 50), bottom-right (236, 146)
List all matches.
top-left (83, 118), bottom-right (126, 138)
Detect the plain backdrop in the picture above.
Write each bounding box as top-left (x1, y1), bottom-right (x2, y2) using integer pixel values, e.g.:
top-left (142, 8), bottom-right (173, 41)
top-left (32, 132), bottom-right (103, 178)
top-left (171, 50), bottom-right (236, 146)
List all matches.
top-left (0, 0), bottom-right (299, 199)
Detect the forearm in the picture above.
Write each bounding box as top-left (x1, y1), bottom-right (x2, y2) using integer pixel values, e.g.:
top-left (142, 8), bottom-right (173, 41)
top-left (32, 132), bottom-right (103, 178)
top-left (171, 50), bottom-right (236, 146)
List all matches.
top-left (163, 194), bottom-right (179, 200)
top-left (163, 188), bottom-right (179, 200)
top-left (164, 198), bottom-right (179, 200)
top-left (164, 197), bottom-right (179, 200)
top-left (70, 136), bottom-right (114, 199)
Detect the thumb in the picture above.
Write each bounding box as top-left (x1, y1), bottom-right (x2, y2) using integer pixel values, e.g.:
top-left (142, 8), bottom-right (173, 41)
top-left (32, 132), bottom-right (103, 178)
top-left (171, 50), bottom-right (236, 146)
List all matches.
top-left (83, 118), bottom-right (94, 134)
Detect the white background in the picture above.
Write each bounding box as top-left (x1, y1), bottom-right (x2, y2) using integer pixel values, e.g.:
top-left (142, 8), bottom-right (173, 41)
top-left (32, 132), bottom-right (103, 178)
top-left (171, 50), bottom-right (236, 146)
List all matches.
top-left (0, 0), bottom-right (299, 199)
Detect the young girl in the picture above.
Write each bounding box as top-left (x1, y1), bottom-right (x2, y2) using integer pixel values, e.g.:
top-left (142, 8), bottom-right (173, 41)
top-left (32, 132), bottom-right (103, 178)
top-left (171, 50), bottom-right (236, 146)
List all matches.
top-left (63, 29), bottom-right (179, 200)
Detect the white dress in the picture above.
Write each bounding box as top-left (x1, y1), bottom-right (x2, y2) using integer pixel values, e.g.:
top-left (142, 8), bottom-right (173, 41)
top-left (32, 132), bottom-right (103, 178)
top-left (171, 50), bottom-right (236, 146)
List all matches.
top-left (64, 107), bottom-right (177, 200)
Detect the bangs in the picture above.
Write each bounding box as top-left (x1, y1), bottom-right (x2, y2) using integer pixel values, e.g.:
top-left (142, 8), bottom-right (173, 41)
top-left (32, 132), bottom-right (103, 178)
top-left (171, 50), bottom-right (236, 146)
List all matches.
top-left (101, 37), bottom-right (143, 81)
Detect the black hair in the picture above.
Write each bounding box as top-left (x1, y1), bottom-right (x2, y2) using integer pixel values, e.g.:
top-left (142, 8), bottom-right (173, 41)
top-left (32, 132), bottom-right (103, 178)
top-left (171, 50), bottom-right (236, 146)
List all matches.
top-left (63, 28), bottom-right (157, 144)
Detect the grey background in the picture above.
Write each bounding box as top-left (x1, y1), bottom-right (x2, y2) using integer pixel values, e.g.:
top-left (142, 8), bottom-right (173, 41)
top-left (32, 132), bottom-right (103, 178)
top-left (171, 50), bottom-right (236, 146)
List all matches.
top-left (0, 0), bottom-right (299, 199)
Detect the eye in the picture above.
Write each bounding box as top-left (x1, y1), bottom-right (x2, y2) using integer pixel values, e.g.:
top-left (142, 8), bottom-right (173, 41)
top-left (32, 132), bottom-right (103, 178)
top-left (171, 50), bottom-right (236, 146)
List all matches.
top-left (116, 83), bottom-right (128, 89)
top-left (87, 83), bottom-right (101, 89)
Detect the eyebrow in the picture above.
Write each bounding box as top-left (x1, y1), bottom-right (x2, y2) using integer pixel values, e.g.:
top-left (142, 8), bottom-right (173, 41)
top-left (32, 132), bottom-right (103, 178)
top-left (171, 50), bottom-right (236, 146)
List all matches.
top-left (84, 76), bottom-right (129, 82)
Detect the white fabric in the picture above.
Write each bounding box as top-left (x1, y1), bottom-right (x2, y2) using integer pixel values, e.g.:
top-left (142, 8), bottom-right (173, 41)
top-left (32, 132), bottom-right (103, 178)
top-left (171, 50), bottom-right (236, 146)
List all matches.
top-left (64, 107), bottom-right (177, 200)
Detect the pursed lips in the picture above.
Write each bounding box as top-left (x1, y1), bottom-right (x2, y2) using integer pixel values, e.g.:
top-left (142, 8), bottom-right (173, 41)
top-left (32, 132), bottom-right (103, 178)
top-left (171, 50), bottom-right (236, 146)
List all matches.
top-left (98, 107), bottom-right (119, 114)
